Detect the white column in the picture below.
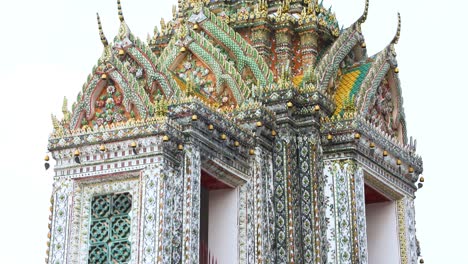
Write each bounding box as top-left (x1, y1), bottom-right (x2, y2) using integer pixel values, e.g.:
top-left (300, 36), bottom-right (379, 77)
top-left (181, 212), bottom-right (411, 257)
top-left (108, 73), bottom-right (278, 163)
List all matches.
top-left (181, 144), bottom-right (201, 264)
top-left (48, 178), bottom-right (72, 264)
top-left (140, 162), bottom-right (165, 263)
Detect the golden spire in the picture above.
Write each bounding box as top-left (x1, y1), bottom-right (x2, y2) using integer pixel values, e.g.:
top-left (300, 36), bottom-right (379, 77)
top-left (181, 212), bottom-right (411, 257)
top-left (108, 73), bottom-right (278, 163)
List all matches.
top-left (117, 0), bottom-right (125, 22)
top-left (96, 13), bottom-right (108, 47)
top-left (358, 0), bottom-right (369, 24)
top-left (391, 13), bottom-right (401, 45)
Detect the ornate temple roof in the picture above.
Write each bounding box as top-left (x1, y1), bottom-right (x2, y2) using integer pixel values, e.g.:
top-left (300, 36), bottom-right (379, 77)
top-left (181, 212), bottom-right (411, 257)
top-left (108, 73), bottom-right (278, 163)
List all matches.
top-left (50, 0), bottom-right (416, 156)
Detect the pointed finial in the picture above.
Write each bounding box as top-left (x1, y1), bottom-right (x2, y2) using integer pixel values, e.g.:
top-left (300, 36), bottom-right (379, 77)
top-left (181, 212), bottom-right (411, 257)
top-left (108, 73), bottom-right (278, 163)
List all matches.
top-left (117, 0), bottom-right (125, 22)
top-left (62, 97), bottom-right (71, 123)
top-left (62, 97), bottom-right (68, 113)
top-left (358, 0), bottom-right (369, 24)
top-left (51, 114), bottom-right (60, 131)
top-left (391, 13), bottom-right (401, 45)
top-left (96, 13), bottom-right (108, 47)
top-left (172, 5), bottom-right (177, 19)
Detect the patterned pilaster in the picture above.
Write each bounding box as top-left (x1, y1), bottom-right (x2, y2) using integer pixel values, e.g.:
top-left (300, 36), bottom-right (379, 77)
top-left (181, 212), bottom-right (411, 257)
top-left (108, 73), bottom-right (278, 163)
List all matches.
top-left (238, 147), bottom-right (264, 264)
top-left (275, 28), bottom-right (294, 71)
top-left (181, 144), bottom-right (201, 264)
top-left (252, 25), bottom-right (272, 66)
top-left (162, 166), bottom-right (178, 263)
top-left (353, 167), bottom-right (368, 264)
top-left (299, 30), bottom-right (318, 70)
top-left (263, 148), bottom-right (276, 264)
top-left (253, 146), bottom-right (265, 262)
top-left (312, 141), bottom-right (323, 264)
top-left (238, 177), bottom-right (250, 263)
top-left (297, 135), bottom-right (318, 263)
top-left (171, 164), bottom-right (184, 263)
top-left (273, 133), bottom-right (289, 263)
top-left (322, 160), bottom-right (362, 264)
top-left (320, 159), bottom-right (336, 264)
top-left (289, 134), bottom-right (303, 263)
top-left (48, 178), bottom-right (72, 264)
top-left (335, 161), bottom-right (353, 263)
top-left (252, 146), bottom-right (275, 263)
top-left (247, 154), bottom-right (256, 264)
top-left (398, 197), bottom-right (418, 264)
top-left (140, 161), bottom-right (167, 263)
top-left (273, 130), bottom-right (299, 263)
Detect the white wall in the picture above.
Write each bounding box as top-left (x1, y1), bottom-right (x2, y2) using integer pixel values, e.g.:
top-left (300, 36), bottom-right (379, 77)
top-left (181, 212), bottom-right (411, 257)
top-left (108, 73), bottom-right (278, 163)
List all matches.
top-left (366, 201), bottom-right (400, 264)
top-left (208, 188), bottom-right (238, 264)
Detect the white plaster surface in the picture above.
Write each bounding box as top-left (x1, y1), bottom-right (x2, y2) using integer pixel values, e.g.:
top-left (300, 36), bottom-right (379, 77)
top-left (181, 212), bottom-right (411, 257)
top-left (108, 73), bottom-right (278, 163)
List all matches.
top-left (208, 188), bottom-right (238, 264)
top-left (366, 201), bottom-right (400, 264)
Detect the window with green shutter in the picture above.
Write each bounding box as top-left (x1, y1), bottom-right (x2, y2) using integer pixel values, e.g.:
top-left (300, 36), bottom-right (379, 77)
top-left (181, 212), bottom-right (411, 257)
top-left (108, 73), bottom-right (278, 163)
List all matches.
top-left (88, 192), bottom-right (132, 264)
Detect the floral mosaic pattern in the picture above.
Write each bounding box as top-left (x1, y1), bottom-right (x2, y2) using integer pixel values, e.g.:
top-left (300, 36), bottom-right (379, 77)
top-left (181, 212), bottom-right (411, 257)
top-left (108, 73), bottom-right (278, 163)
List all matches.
top-left (82, 82), bottom-right (135, 129)
top-left (140, 163), bottom-right (165, 263)
top-left (297, 135), bottom-right (316, 263)
top-left (273, 134), bottom-right (289, 263)
top-left (49, 178), bottom-right (72, 264)
top-left (181, 144), bottom-right (201, 264)
top-left (323, 160), bottom-right (357, 263)
top-left (405, 197), bottom-right (418, 264)
top-left (174, 54), bottom-right (218, 101)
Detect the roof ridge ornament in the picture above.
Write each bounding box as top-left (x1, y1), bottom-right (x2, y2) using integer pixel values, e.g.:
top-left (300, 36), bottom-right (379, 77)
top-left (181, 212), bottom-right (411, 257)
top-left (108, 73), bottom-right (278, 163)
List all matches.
top-left (96, 13), bottom-right (109, 47)
top-left (358, 0), bottom-right (369, 24)
top-left (115, 0), bottom-right (131, 43)
top-left (391, 12), bottom-right (401, 45)
top-left (188, 1), bottom-right (208, 24)
top-left (191, 0), bottom-right (206, 14)
top-left (117, 0), bottom-right (125, 22)
top-left (96, 13), bottom-right (113, 63)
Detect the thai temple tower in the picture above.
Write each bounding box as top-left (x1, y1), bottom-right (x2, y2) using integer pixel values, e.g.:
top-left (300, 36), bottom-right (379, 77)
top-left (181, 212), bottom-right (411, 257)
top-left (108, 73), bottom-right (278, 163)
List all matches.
top-left (44, 0), bottom-right (424, 263)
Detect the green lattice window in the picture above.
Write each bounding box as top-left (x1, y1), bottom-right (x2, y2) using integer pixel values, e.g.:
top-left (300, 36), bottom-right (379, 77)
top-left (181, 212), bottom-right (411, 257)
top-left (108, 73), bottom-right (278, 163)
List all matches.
top-left (88, 192), bottom-right (132, 264)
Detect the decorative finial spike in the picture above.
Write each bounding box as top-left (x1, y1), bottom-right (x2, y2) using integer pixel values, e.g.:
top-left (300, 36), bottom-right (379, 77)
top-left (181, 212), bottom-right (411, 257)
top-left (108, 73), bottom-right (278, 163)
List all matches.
top-left (359, 0), bottom-right (369, 24)
top-left (392, 13), bottom-right (401, 45)
top-left (117, 0), bottom-right (125, 22)
top-left (62, 97), bottom-right (68, 113)
top-left (96, 13), bottom-right (109, 47)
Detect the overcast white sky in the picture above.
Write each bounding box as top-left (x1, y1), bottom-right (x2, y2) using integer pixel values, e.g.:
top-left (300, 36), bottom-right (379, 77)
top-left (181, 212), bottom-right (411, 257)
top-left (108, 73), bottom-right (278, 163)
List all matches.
top-left (0, 0), bottom-right (464, 263)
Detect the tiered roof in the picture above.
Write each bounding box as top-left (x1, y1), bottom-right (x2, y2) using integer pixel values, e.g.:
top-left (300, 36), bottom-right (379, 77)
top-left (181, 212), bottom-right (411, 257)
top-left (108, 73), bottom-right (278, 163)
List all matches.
top-left (50, 0), bottom-right (414, 152)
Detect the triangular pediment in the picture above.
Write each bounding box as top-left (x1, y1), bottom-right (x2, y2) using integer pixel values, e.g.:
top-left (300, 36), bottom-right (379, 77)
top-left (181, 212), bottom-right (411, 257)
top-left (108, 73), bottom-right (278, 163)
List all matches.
top-left (364, 71), bottom-right (406, 143)
top-left (173, 48), bottom-right (242, 110)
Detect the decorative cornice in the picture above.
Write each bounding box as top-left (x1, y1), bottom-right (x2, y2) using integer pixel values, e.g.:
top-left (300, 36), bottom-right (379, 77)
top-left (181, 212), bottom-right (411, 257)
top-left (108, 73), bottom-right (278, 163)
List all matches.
top-left (321, 115), bottom-right (422, 175)
top-left (49, 117), bottom-right (177, 150)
